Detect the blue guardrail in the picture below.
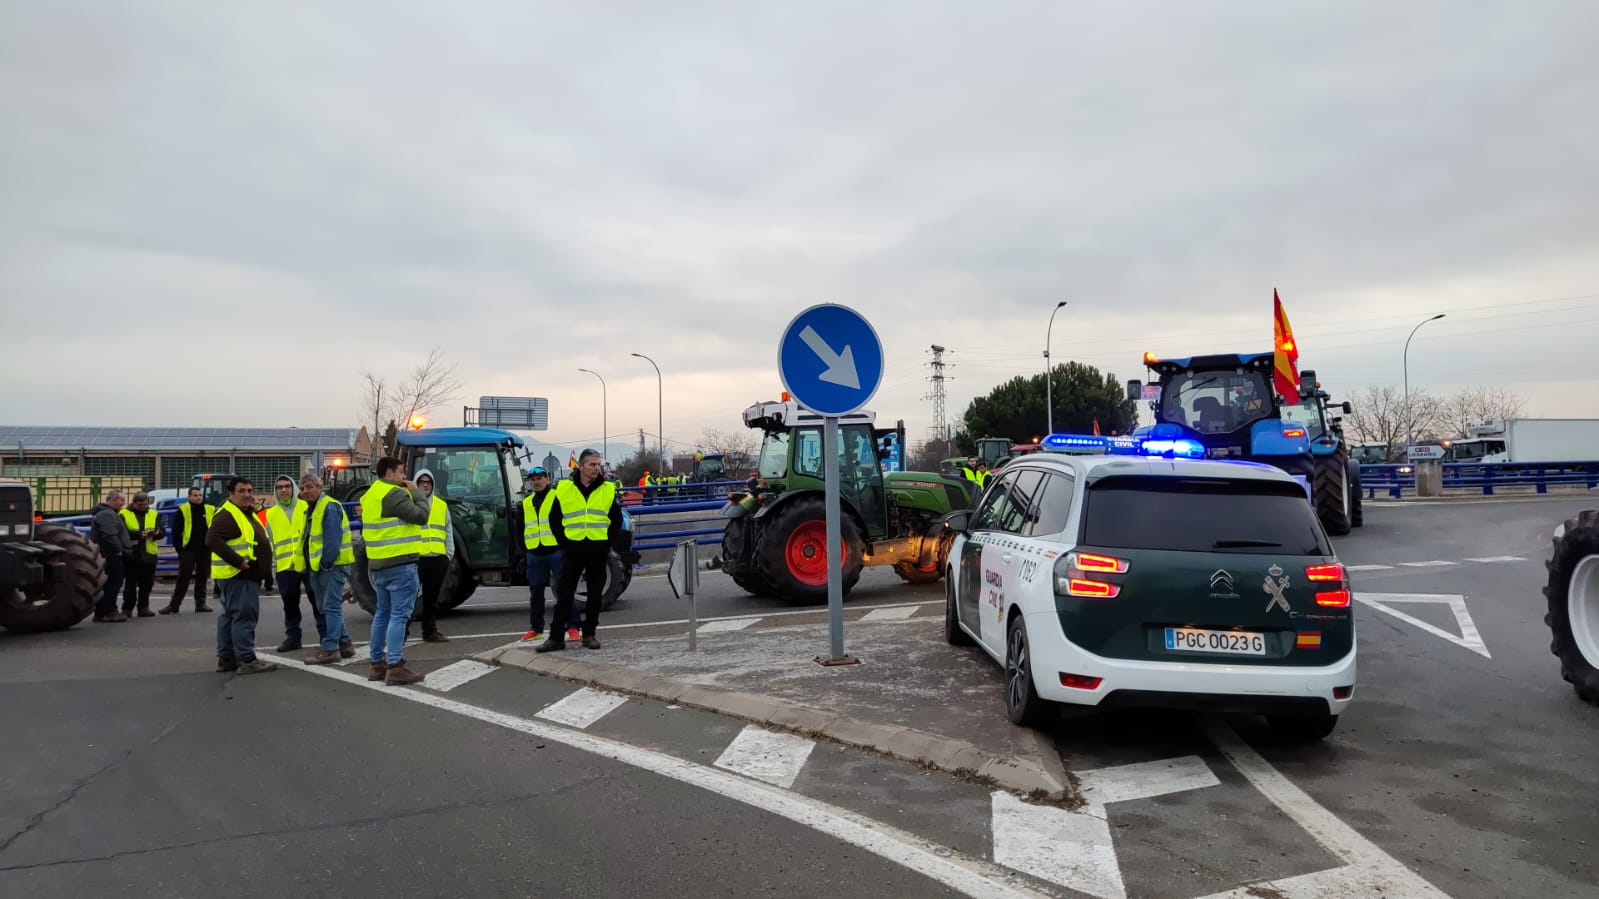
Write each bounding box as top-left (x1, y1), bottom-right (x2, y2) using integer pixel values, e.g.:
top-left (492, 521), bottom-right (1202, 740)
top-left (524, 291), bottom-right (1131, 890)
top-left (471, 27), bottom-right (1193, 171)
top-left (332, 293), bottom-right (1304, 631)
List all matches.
top-left (1360, 461), bottom-right (1599, 498)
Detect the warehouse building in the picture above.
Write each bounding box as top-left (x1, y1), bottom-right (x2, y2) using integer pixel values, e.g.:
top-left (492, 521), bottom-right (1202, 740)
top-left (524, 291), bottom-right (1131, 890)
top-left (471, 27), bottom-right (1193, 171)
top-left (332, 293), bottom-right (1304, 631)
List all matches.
top-left (0, 426), bottom-right (375, 491)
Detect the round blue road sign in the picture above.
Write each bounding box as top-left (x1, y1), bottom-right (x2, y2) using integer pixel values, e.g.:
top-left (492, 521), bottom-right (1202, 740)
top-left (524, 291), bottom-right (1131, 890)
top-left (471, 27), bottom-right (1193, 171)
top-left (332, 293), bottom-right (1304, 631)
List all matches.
top-left (777, 304), bottom-right (884, 416)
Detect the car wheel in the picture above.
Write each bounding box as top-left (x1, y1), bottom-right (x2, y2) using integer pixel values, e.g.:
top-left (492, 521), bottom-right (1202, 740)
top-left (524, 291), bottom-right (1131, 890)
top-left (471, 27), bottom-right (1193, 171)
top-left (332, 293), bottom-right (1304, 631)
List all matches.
top-left (945, 569), bottom-right (972, 646)
top-left (1266, 711), bottom-right (1339, 741)
top-left (1004, 614), bottom-right (1054, 727)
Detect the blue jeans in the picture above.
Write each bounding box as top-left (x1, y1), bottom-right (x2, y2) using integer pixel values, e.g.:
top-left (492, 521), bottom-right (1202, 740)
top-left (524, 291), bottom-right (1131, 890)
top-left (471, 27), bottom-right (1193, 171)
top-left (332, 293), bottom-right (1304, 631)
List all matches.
top-left (525, 550), bottom-right (567, 632)
top-left (216, 578), bottom-right (261, 663)
top-left (310, 565), bottom-right (351, 652)
top-left (370, 563), bottom-right (418, 665)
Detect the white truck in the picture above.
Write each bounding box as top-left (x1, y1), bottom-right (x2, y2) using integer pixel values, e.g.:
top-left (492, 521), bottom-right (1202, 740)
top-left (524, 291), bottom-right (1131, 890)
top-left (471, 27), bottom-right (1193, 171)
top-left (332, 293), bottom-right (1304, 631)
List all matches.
top-left (1449, 419), bottom-right (1599, 464)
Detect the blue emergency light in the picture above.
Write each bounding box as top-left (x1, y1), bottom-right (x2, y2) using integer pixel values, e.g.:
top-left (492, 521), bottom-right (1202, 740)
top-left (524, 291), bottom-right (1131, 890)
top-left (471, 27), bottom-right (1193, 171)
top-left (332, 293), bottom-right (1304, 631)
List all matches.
top-left (1041, 432), bottom-right (1203, 458)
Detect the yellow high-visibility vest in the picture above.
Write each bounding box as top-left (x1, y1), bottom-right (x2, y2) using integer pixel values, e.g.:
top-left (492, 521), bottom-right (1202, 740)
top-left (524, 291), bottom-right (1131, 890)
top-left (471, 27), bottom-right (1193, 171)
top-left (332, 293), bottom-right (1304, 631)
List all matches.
top-left (420, 495), bottom-right (449, 557)
top-left (264, 499), bottom-right (308, 573)
top-left (360, 480), bottom-right (422, 561)
top-left (555, 480), bottom-right (616, 542)
top-left (210, 501), bottom-right (257, 580)
top-left (177, 503), bottom-right (214, 547)
top-left (119, 508), bottom-right (159, 555)
top-left (521, 490), bottom-right (558, 549)
top-left (307, 495), bottom-right (355, 571)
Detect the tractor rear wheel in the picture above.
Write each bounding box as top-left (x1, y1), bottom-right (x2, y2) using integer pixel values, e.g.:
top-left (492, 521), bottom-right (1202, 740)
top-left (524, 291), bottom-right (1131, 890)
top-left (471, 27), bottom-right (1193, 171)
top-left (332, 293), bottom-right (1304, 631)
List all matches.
top-left (1314, 446), bottom-right (1352, 536)
top-left (754, 498), bottom-right (864, 602)
top-left (1544, 510), bottom-right (1599, 706)
top-left (892, 560), bottom-right (942, 584)
top-left (347, 544), bottom-right (377, 614)
top-left (722, 519), bottom-right (773, 596)
top-left (438, 548), bottom-right (479, 611)
top-left (0, 523), bottom-right (103, 633)
top-left (1348, 458), bottom-right (1365, 528)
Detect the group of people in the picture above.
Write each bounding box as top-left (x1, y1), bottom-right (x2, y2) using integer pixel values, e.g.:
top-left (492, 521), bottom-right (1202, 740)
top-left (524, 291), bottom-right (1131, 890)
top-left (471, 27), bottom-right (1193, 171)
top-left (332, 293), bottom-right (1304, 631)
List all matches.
top-left (521, 448), bottom-right (624, 652)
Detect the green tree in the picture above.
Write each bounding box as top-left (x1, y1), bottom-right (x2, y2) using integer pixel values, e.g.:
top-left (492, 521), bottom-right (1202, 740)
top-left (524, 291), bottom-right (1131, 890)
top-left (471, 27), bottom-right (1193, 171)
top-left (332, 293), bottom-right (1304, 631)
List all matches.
top-left (955, 362), bottom-right (1138, 451)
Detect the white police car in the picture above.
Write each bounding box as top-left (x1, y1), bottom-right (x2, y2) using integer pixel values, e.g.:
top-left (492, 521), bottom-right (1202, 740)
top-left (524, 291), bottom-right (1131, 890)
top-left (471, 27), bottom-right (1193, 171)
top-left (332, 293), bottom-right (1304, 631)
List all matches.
top-left (944, 434), bottom-right (1355, 740)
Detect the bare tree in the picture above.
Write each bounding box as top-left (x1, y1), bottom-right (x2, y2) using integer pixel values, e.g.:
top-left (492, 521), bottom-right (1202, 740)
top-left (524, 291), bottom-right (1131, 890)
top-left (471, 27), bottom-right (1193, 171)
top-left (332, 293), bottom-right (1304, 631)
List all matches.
top-left (1345, 385), bottom-right (1446, 457)
top-left (359, 369), bottom-right (389, 456)
top-left (356, 349), bottom-right (464, 456)
top-left (908, 438), bottom-right (956, 472)
top-left (697, 428), bottom-right (759, 475)
top-left (1441, 386), bottom-right (1527, 438)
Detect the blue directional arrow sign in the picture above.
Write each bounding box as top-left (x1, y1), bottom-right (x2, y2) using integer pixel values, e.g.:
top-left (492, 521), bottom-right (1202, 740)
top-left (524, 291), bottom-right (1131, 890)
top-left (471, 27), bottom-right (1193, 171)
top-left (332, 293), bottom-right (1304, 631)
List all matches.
top-left (777, 304), bottom-right (884, 416)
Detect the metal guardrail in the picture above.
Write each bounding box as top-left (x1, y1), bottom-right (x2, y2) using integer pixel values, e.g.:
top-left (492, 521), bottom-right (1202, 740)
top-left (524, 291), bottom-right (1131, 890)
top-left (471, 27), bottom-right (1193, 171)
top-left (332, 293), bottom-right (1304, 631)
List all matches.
top-left (1360, 462), bottom-right (1599, 498)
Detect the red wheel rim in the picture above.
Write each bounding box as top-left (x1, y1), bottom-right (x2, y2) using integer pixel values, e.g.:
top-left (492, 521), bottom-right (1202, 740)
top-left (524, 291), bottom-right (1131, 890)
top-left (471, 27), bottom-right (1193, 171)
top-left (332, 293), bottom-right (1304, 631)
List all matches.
top-left (784, 520), bottom-right (835, 586)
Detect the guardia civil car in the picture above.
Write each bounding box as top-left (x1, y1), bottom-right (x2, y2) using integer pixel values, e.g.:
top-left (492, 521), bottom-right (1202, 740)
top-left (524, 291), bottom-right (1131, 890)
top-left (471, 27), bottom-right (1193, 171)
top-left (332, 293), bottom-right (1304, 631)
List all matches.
top-left (944, 434), bottom-right (1355, 740)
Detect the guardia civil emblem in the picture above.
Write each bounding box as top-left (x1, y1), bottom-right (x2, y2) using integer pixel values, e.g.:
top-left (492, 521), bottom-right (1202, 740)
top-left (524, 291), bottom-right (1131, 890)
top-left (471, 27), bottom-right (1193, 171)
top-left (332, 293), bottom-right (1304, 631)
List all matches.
top-left (1263, 564), bottom-right (1291, 613)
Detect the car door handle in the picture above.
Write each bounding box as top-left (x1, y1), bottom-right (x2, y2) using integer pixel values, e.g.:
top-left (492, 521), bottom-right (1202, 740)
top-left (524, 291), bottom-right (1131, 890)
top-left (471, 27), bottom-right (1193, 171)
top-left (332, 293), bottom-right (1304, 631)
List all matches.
top-left (1001, 553), bottom-right (1013, 563)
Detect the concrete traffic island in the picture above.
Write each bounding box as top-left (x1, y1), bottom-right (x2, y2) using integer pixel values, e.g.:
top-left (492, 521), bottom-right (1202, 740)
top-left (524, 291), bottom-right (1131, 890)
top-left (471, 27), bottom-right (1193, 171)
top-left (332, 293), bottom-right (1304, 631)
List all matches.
top-left (476, 617), bottom-right (1079, 806)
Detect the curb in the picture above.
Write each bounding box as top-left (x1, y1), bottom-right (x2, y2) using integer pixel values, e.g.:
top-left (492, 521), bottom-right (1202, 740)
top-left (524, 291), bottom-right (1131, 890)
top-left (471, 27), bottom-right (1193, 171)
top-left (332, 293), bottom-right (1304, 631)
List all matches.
top-left (477, 645), bottom-right (1079, 806)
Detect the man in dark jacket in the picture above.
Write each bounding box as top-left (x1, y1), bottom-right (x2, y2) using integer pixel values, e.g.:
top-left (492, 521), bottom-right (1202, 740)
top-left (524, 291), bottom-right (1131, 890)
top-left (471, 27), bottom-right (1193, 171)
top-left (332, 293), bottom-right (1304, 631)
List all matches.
top-left (120, 491), bottom-right (165, 617)
top-left (160, 486), bottom-right (214, 614)
top-left (206, 477), bottom-right (276, 674)
top-left (536, 449), bottom-right (624, 653)
top-left (90, 490), bottom-right (132, 623)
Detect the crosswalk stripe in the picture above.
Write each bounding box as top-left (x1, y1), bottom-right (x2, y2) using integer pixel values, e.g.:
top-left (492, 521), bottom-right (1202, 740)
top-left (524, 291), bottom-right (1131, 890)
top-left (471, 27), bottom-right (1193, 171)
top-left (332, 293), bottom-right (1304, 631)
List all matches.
top-left (698, 617), bottom-right (760, 633)
top-left (1464, 556), bottom-right (1526, 563)
top-left (535, 688), bottom-right (628, 729)
top-left (714, 726), bottom-right (816, 789)
top-left (1398, 560), bottom-right (1456, 567)
top-left (860, 606), bottom-right (919, 621)
top-left (1346, 564), bottom-right (1394, 572)
top-left (423, 660), bottom-right (498, 692)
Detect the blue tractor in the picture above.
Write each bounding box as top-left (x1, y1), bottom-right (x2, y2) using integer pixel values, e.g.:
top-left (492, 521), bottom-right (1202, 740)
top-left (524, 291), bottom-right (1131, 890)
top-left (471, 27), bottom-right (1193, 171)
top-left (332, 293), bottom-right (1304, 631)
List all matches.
top-left (1126, 353), bottom-right (1360, 536)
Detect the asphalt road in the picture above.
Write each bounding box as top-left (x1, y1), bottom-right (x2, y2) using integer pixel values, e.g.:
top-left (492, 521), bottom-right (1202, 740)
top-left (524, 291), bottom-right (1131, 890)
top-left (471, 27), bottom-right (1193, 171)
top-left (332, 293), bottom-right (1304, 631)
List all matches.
top-left (3, 496), bottom-right (1597, 898)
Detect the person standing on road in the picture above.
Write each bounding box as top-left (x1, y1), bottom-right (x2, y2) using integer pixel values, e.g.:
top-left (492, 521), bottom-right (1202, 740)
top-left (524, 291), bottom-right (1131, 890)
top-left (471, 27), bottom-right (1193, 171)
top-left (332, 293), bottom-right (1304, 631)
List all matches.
top-left (536, 448), bottom-right (622, 653)
top-left (119, 491), bottom-right (164, 618)
top-left (264, 475), bottom-right (319, 652)
top-left (207, 477), bottom-right (276, 674)
top-left (298, 474), bottom-right (355, 665)
top-left (409, 469), bottom-right (451, 644)
top-left (518, 466), bottom-right (567, 642)
top-left (360, 456), bottom-right (431, 685)
top-left (90, 490), bottom-right (132, 623)
top-left (160, 487), bottom-right (214, 614)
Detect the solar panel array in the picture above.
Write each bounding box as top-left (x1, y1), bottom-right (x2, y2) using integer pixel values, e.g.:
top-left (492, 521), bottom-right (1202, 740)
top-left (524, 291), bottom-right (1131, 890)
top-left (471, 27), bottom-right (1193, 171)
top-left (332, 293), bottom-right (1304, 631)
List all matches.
top-left (0, 427), bottom-right (357, 451)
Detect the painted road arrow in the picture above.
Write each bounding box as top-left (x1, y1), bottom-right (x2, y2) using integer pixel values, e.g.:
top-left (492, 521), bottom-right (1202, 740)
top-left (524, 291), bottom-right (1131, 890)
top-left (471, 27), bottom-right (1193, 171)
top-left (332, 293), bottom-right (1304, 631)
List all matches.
top-left (798, 325), bottom-right (860, 389)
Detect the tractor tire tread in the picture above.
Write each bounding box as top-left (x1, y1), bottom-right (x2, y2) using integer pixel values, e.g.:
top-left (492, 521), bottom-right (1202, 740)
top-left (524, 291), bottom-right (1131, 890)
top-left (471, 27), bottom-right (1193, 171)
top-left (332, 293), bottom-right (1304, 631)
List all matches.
top-left (1543, 510), bottom-right (1599, 705)
top-left (0, 522), bottom-right (102, 633)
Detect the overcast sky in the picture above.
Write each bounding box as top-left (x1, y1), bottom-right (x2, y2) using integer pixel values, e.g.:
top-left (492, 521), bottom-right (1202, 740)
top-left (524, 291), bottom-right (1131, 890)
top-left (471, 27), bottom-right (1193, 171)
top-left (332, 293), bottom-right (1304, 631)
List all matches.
top-left (3, 2), bottom-right (1596, 462)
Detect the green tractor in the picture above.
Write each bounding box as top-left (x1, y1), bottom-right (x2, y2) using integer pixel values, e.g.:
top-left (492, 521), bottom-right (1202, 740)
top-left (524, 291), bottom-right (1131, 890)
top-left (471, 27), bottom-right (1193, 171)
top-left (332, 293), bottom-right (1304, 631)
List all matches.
top-left (718, 400), bottom-right (977, 601)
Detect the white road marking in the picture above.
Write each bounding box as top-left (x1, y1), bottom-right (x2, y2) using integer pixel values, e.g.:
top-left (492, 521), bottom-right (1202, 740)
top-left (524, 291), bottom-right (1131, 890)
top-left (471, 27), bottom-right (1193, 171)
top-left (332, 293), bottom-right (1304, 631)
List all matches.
top-left (422, 660), bottom-right (498, 693)
top-left (991, 756), bottom-right (1218, 899)
top-left (1398, 560), bottom-right (1457, 568)
top-left (714, 726), bottom-right (817, 789)
top-left (1464, 556), bottom-right (1526, 563)
top-left (698, 617), bottom-right (760, 633)
top-left (259, 654), bottom-right (1048, 899)
top-left (535, 687), bottom-right (630, 729)
top-left (860, 606), bottom-right (919, 621)
top-left (1200, 720), bottom-right (1450, 898)
top-left (1356, 592), bottom-right (1490, 658)
top-left (1345, 564), bottom-right (1394, 572)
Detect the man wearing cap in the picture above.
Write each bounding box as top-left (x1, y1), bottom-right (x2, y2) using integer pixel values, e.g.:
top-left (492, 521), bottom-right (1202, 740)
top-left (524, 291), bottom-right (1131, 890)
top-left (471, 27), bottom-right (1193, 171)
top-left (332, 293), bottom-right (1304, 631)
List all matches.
top-left (265, 475), bottom-right (319, 652)
top-left (410, 469), bottom-right (451, 643)
top-left (518, 466), bottom-right (566, 642)
top-left (536, 448), bottom-right (623, 653)
top-left (298, 473), bottom-right (356, 665)
top-left (119, 491), bottom-right (165, 617)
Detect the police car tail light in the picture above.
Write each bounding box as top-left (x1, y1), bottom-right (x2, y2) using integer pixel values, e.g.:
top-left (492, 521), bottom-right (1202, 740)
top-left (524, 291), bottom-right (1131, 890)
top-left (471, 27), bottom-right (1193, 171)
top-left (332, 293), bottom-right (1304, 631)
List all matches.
top-left (1064, 578), bottom-right (1120, 598)
top-left (1059, 673), bottom-right (1103, 690)
top-left (1072, 552), bottom-right (1129, 574)
top-left (1314, 589), bottom-right (1351, 607)
top-left (1304, 563), bottom-right (1344, 582)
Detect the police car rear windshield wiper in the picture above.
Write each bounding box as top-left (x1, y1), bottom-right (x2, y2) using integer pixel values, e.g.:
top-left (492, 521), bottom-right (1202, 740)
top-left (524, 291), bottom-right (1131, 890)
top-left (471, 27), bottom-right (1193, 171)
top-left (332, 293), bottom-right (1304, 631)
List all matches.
top-left (1212, 538), bottom-right (1282, 548)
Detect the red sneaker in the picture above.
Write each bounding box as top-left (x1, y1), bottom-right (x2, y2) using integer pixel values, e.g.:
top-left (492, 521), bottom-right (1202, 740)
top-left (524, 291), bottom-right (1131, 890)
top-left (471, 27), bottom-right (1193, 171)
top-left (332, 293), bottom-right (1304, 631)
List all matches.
top-left (565, 628), bottom-right (580, 641)
top-left (520, 630), bottom-right (542, 642)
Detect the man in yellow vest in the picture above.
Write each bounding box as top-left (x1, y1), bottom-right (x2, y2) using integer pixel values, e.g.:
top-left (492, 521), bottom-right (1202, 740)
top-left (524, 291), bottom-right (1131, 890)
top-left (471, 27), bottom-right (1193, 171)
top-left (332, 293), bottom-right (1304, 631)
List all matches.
top-left (160, 486), bottom-right (214, 614)
top-left (535, 448), bottom-right (623, 653)
top-left (410, 469), bottom-right (451, 643)
top-left (518, 466), bottom-right (568, 642)
top-left (265, 475), bottom-right (319, 652)
top-left (204, 476), bottom-right (276, 674)
top-left (298, 473), bottom-right (356, 665)
top-left (360, 456), bottom-right (432, 685)
top-left (119, 491), bottom-right (165, 617)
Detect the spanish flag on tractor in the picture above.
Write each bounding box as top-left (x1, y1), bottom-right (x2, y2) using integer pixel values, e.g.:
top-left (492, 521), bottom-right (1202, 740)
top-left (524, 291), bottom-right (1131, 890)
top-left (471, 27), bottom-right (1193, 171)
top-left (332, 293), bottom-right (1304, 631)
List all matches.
top-left (1273, 289), bottom-right (1301, 399)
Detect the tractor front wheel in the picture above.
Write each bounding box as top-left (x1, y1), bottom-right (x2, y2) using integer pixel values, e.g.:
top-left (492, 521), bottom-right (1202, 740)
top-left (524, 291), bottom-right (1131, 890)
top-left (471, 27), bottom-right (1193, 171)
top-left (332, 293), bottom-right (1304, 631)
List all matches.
top-left (754, 498), bottom-right (864, 603)
top-left (1314, 447), bottom-right (1352, 537)
top-left (0, 523), bottom-right (103, 633)
top-left (1545, 510), bottom-right (1599, 706)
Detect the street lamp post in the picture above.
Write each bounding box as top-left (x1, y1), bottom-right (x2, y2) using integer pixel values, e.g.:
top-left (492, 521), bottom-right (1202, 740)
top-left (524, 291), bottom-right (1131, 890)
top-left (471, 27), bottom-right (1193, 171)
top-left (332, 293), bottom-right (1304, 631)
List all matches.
top-left (1402, 313), bottom-right (1446, 449)
top-left (1044, 301), bottom-right (1068, 435)
top-left (578, 368), bottom-right (606, 461)
top-left (631, 353), bottom-right (663, 465)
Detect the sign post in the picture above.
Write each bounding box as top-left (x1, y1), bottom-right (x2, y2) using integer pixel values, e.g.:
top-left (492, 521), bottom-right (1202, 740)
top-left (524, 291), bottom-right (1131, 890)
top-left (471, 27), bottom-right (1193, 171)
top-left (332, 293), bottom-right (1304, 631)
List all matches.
top-left (777, 304), bottom-right (885, 666)
top-left (667, 539), bottom-right (699, 651)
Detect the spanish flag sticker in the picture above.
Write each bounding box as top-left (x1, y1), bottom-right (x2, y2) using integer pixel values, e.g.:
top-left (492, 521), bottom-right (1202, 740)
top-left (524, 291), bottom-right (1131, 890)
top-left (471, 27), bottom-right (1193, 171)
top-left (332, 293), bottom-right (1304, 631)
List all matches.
top-left (1296, 632), bottom-right (1323, 649)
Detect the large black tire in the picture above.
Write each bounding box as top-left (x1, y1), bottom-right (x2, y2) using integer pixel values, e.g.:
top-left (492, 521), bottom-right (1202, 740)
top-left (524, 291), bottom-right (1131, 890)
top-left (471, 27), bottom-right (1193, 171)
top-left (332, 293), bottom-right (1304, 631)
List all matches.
top-left (1004, 614), bottom-right (1054, 727)
top-left (753, 497), bottom-right (864, 603)
top-left (1544, 510), bottom-right (1599, 706)
top-left (0, 523), bottom-right (103, 633)
top-left (438, 548), bottom-right (479, 611)
top-left (1348, 458), bottom-right (1364, 528)
top-left (1314, 446), bottom-right (1352, 537)
top-left (944, 568), bottom-right (972, 646)
top-left (722, 519), bottom-right (773, 596)
top-left (347, 543), bottom-right (376, 614)
top-left (893, 559), bottom-right (942, 584)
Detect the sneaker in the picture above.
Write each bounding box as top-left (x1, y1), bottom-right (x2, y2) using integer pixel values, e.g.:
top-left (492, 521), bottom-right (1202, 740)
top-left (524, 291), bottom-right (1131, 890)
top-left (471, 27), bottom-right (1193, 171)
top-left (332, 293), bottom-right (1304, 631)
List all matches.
top-left (216, 656), bottom-right (239, 673)
top-left (384, 661), bottom-right (424, 685)
top-left (520, 630), bottom-right (543, 642)
top-left (237, 659), bottom-right (279, 675)
top-left (339, 639), bottom-right (356, 659)
top-left (565, 628), bottom-right (580, 641)
top-left (305, 649), bottom-right (340, 665)
top-left (423, 631), bottom-right (450, 643)
top-left (276, 637), bottom-right (302, 652)
top-left (367, 660), bottom-right (388, 681)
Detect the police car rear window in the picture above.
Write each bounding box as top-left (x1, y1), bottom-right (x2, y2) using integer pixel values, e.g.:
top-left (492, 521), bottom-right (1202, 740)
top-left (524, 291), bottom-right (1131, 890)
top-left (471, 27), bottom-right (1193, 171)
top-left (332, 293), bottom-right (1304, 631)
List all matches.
top-left (1081, 475), bottom-right (1330, 555)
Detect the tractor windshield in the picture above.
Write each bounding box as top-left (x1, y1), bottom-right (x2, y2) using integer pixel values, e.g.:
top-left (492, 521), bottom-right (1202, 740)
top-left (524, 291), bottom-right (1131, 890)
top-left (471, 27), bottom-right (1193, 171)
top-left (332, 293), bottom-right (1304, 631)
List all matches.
top-left (404, 444), bottom-right (515, 568)
top-left (1158, 369), bottom-right (1274, 435)
top-left (758, 433), bottom-right (790, 479)
top-left (1279, 398), bottom-right (1328, 441)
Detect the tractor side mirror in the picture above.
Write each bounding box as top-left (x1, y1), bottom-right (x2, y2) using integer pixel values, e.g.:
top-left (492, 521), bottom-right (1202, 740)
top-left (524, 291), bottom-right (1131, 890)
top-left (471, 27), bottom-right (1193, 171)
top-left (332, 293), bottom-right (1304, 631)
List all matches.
top-left (1341, 401), bottom-right (1352, 414)
top-left (1126, 380), bottom-right (1142, 402)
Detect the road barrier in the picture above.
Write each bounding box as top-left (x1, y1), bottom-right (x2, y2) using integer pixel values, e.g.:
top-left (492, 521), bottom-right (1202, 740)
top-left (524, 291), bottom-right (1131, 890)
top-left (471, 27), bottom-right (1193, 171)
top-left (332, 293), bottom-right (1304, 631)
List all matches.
top-left (1360, 462), bottom-right (1599, 498)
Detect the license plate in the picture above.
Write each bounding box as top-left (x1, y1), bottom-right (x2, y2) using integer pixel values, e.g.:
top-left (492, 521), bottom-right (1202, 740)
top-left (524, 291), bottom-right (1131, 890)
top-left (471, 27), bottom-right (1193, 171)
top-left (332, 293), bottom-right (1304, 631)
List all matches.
top-left (1164, 627), bottom-right (1266, 656)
